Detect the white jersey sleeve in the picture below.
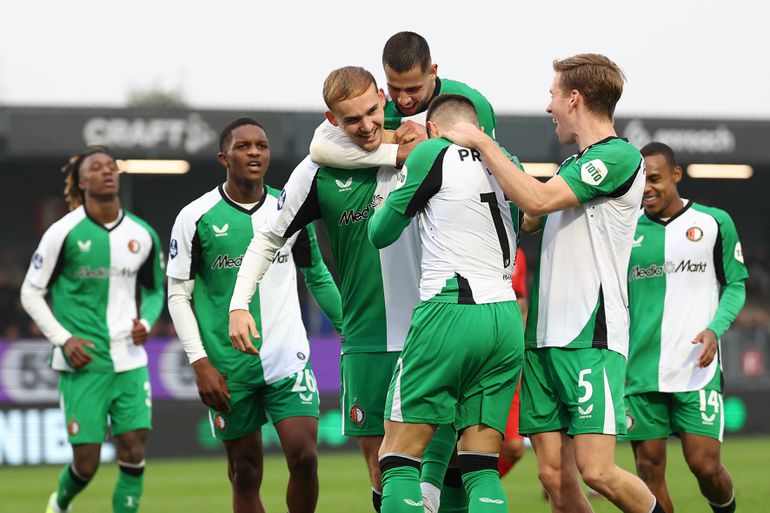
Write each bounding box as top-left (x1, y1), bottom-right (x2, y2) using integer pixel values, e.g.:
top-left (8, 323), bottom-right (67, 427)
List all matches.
top-left (309, 120), bottom-right (398, 169)
top-left (20, 279), bottom-right (71, 346)
top-left (24, 208), bottom-right (85, 289)
top-left (229, 156), bottom-right (321, 312)
top-left (167, 277), bottom-right (208, 364)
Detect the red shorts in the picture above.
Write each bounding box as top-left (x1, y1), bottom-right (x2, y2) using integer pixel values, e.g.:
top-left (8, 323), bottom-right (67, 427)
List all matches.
top-left (504, 381), bottom-right (523, 440)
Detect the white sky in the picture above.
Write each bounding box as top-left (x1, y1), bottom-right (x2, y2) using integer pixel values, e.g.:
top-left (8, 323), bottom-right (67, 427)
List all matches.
top-left (0, 0), bottom-right (766, 119)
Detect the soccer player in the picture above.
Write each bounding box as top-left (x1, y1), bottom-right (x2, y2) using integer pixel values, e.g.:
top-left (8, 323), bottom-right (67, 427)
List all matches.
top-left (20, 147), bottom-right (164, 513)
top-left (229, 67), bottom-right (423, 513)
top-left (499, 248), bottom-right (528, 479)
top-left (167, 118), bottom-right (342, 513)
top-left (367, 93), bottom-right (522, 513)
top-left (309, 31), bottom-right (496, 170)
top-left (624, 142), bottom-right (746, 513)
top-left (443, 54), bottom-right (667, 513)
top-left (308, 31), bottom-right (502, 512)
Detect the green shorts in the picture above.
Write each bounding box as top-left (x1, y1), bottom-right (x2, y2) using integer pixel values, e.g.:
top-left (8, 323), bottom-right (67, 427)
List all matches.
top-left (341, 351), bottom-right (400, 436)
top-left (59, 366), bottom-right (152, 444)
top-left (209, 363), bottom-right (319, 441)
top-left (519, 347), bottom-right (626, 437)
top-left (623, 389), bottom-right (724, 442)
top-left (385, 301), bottom-right (523, 435)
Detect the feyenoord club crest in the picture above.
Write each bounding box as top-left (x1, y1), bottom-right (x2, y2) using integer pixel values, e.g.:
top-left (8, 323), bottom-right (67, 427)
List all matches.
top-left (214, 413), bottom-right (227, 430)
top-left (68, 419), bottom-right (80, 436)
top-left (350, 403), bottom-right (366, 425)
top-left (686, 226), bottom-right (703, 242)
top-left (128, 239), bottom-right (141, 253)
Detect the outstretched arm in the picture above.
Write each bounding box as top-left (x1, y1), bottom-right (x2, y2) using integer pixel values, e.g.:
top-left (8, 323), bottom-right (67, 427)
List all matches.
top-left (443, 122), bottom-right (579, 216)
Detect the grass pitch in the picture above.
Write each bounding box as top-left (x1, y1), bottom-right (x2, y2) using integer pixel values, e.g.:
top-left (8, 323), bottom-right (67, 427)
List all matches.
top-left (3, 437), bottom-right (769, 512)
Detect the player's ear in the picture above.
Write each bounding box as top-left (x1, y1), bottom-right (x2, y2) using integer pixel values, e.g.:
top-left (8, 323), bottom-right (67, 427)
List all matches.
top-left (324, 110), bottom-right (338, 126)
top-left (428, 63), bottom-right (438, 81)
top-left (378, 88), bottom-right (386, 107)
top-left (216, 152), bottom-right (229, 169)
top-left (672, 165), bottom-right (683, 184)
top-left (569, 89), bottom-right (580, 112)
top-left (426, 120), bottom-right (438, 139)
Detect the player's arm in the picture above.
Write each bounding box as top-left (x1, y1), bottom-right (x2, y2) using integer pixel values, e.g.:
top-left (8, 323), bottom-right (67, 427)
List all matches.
top-left (230, 156), bottom-right (322, 354)
top-left (443, 123), bottom-right (580, 216)
top-left (20, 228), bottom-right (94, 368)
top-left (167, 277), bottom-right (231, 412)
top-left (309, 119), bottom-right (399, 169)
top-left (309, 120), bottom-right (426, 169)
top-left (369, 139), bottom-right (445, 248)
top-left (694, 211), bottom-right (749, 366)
top-left (293, 223), bottom-right (343, 333)
top-left (134, 226), bottom-right (165, 345)
top-left (368, 204), bottom-right (413, 249)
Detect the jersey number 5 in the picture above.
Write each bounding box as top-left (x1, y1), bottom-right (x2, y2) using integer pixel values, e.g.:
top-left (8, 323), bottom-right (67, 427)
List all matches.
top-left (479, 192), bottom-right (511, 267)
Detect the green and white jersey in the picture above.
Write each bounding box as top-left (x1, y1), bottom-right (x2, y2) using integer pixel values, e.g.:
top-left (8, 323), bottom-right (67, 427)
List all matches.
top-left (381, 138), bottom-right (517, 304)
top-left (384, 76), bottom-right (496, 137)
top-left (266, 156), bottom-right (421, 354)
top-left (24, 206), bottom-right (164, 372)
top-left (167, 185), bottom-right (314, 384)
top-left (626, 201), bottom-right (749, 394)
top-left (525, 137), bottom-right (645, 357)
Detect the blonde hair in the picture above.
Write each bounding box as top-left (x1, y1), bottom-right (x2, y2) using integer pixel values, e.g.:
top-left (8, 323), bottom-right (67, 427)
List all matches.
top-left (322, 66), bottom-right (377, 111)
top-left (553, 53), bottom-right (626, 119)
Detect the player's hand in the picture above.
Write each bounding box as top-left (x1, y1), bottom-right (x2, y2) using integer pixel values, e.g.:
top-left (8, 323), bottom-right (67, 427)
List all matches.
top-left (394, 120), bottom-right (427, 145)
top-left (192, 357), bottom-right (231, 412)
top-left (396, 124), bottom-right (428, 167)
top-left (692, 329), bottom-right (718, 367)
top-left (522, 214), bottom-right (545, 234)
top-left (442, 121), bottom-right (487, 148)
top-left (228, 309), bottom-right (260, 355)
top-left (63, 337), bottom-right (95, 369)
top-left (131, 319), bottom-right (149, 345)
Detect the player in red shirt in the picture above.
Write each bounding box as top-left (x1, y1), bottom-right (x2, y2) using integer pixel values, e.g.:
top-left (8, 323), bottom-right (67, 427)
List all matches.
top-left (500, 247), bottom-right (527, 477)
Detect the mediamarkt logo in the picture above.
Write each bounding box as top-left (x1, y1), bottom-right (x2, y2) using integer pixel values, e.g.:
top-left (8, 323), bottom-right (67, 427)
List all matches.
top-left (630, 260), bottom-right (707, 280)
top-left (211, 254), bottom-right (243, 269)
top-left (83, 113), bottom-right (216, 154)
top-left (75, 267), bottom-right (137, 279)
top-left (211, 252), bottom-right (288, 269)
top-left (338, 195), bottom-right (383, 226)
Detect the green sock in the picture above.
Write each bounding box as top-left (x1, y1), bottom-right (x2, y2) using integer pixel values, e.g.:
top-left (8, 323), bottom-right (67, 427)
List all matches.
top-left (462, 469), bottom-right (507, 513)
top-left (421, 424), bottom-right (457, 488)
top-left (56, 464), bottom-right (90, 510)
top-left (440, 482), bottom-right (469, 513)
top-left (382, 465), bottom-right (423, 513)
top-left (113, 462), bottom-right (145, 513)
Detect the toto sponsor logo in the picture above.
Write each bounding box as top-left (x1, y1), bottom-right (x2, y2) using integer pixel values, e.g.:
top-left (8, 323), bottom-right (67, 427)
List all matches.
top-left (83, 113), bottom-right (216, 154)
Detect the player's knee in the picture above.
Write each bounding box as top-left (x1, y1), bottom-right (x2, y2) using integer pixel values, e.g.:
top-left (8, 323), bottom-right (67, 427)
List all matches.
top-left (73, 458), bottom-right (100, 480)
top-left (286, 445), bottom-right (318, 479)
top-left (685, 452), bottom-right (720, 479)
top-left (580, 465), bottom-right (612, 495)
top-left (118, 443), bottom-right (146, 465)
top-left (635, 452), bottom-right (665, 482)
top-left (536, 463), bottom-right (561, 492)
top-left (228, 456), bottom-right (263, 492)
top-left (501, 439), bottom-right (525, 464)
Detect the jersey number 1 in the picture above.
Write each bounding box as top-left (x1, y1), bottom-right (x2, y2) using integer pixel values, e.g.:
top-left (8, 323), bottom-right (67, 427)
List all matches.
top-left (480, 192), bottom-right (511, 267)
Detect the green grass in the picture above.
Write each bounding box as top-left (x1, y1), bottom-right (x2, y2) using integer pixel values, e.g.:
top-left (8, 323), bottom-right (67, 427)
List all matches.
top-left (3, 437), bottom-right (770, 512)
